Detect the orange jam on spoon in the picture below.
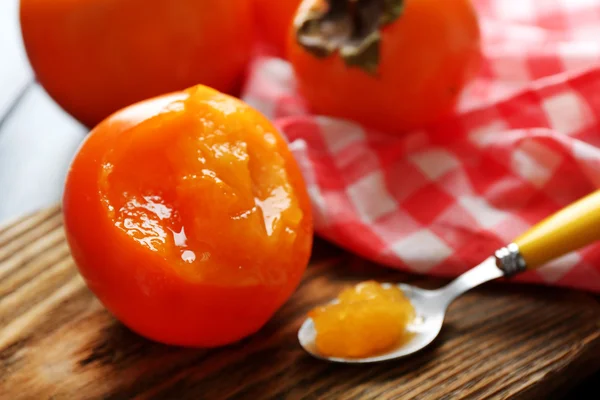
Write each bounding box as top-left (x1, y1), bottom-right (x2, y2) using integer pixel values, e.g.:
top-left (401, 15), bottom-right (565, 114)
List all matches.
top-left (309, 281), bottom-right (415, 358)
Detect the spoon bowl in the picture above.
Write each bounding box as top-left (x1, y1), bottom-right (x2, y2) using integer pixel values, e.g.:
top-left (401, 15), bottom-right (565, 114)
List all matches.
top-left (298, 257), bottom-right (503, 363)
top-left (299, 284), bottom-right (445, 363)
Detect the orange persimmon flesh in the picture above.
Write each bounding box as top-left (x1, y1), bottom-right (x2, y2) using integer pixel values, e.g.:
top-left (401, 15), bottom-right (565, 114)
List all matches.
top-left (309, 281), bottom-right (415, 358)
top-left (103, 90), bottom-right (304, 283)
top-left (63, 84), bottom-right (313, 347)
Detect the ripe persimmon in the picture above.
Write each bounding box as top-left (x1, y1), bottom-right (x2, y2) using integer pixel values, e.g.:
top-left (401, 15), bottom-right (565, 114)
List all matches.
top-left (254, 0), bottom-right (302, 57)
top-left (287, 0), bottom-right (481, 133)
top-left (62, 84), bottom-right (313, 347)
top-left (20, 0), bottom-right (254, 128)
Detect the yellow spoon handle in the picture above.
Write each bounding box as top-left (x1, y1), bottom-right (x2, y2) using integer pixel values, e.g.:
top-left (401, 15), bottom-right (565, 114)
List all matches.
top-left (507, 189), bottom-right (600, 271)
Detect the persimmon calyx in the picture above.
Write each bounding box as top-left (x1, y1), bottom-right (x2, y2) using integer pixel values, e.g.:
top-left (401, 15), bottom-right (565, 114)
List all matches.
top-left (294, 0), bottom-right (404, 74)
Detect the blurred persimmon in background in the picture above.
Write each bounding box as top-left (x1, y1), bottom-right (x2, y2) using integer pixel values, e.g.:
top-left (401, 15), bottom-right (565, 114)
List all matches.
top-left (20, 0), bottom-right (254, 128)
top-left (254, 0), bottom-right (301, 57)
top-left (287, 0), bottom-right (481, 133)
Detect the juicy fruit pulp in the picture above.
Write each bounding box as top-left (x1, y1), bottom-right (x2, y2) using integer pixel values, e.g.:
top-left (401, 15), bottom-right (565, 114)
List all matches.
top-left (63, 85), bottom-right (313, 347)
top-left (310, 281), bottom-right (415, 358)
top-left (104, 90), bottom-right (303, 284)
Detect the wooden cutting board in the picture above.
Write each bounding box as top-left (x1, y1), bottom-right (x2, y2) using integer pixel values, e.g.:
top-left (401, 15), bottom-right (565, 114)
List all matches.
top-left (1, 206), bottom-right (600, 399)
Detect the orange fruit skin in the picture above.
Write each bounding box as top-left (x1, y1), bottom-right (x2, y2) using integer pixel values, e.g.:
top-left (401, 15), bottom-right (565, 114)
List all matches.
top-left (62, 84), bottom-right (313, 347)
top-left (20, 0), bottom-right (254, 128)
top-left (254, 0), bottom-right (302, 57)
top-left (287, 0), bottom-right (481, 133)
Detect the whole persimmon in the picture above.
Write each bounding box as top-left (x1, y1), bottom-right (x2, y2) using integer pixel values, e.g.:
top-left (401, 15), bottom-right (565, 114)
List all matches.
top-left (287, 0), bottom-right (481, 133)
top-left (254, 0), bottom-right (302, 57)
top-left (20, 0), bottom-right (254, 128)
top-left (62, 84), bottom-right (313, 347)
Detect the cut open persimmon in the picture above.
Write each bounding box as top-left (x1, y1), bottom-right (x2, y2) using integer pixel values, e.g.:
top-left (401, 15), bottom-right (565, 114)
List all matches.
top-left (63, 85), bottom-right (313, 347)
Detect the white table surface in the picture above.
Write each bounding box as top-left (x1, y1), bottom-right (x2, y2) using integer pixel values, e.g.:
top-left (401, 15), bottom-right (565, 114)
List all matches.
top-left (0, 0), bottom-right (87, 225)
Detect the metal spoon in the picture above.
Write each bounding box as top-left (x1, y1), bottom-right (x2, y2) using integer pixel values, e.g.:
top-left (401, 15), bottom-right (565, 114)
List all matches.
top-left (299, 189), bottom-right (600, 363)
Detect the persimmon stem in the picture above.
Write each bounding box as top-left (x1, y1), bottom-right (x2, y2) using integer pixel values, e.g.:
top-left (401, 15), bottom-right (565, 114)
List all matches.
top-left (295, 0), bottom-right (404, 74)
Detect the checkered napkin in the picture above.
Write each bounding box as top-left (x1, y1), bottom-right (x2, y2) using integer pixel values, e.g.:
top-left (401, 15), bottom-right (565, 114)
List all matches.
top-left (242, 0), bottom-right (600, 293)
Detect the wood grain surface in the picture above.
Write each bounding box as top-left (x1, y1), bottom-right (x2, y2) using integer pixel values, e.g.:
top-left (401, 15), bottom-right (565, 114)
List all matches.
top-left (1, 206), bottom-right (600, 400)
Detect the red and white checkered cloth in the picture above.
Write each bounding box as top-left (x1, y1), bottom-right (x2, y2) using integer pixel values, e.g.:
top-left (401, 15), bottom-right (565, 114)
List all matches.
top-left (243, 0), bottom-right (600, 293)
